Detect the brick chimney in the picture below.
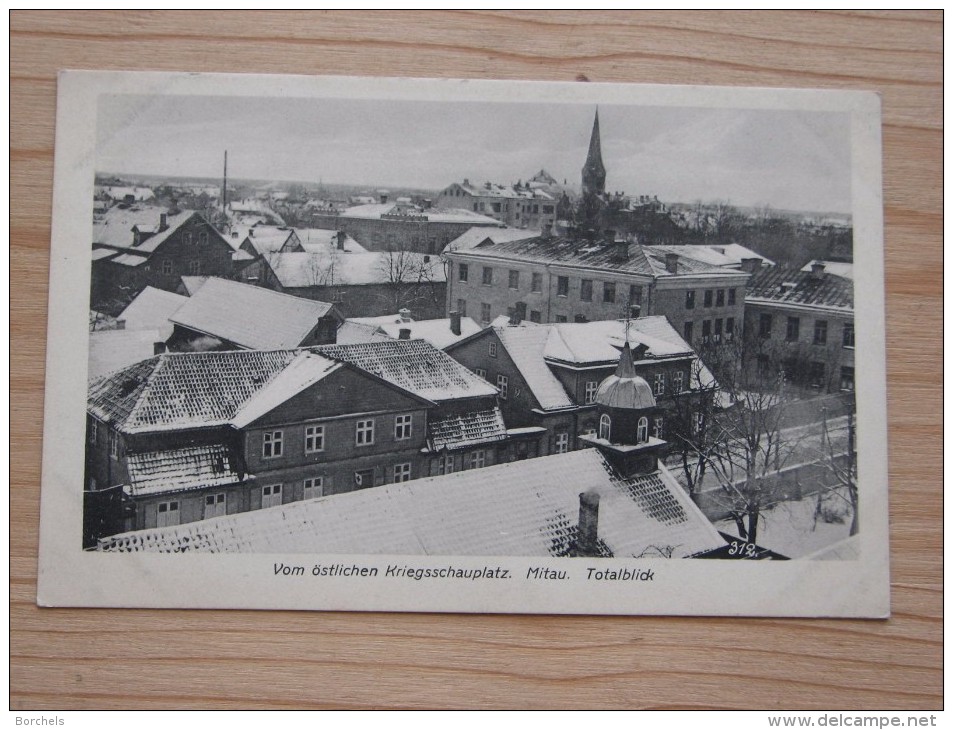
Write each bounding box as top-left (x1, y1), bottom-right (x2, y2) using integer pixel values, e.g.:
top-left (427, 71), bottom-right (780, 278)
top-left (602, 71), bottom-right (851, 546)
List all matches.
top-left (399, 308), bottom-right (412, 322)
top-left (398, 328), bottom-right (411, 340)
top-left (810, 261), bottom-right (826, 280)
top-left (576, 490), bottom-right (601, 557)
top-left (665, 252), bottom-right (679, 274)
top-left (449, 310), bottom-right (462, 336)
top-left (336, 231), bottom-right (347, 250)
top-left (159, 212), bottom-right (168, 232)
top-left (740, 257), bottom-right (763, 273)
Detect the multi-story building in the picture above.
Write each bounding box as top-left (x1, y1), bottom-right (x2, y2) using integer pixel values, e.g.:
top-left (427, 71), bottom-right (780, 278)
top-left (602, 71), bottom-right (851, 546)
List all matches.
top-left (84, 339), bottom-right (542, 545)
top-left (435, 179), bottom-right (557, 231)
top-left (442, 234), bottom-right (748, 346)
top-left (743, 261), bottom-right (854, 394)
top-left (445, 316), bottom-right (715, 457)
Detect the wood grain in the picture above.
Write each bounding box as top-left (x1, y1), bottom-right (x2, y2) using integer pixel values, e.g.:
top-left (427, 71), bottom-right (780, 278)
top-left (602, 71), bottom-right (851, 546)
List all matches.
top-left (10, 10), bottom-right (941, 710)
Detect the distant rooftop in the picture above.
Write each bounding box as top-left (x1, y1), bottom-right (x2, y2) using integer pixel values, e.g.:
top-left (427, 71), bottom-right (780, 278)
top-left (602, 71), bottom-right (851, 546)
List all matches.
top-left (746, 264), bottom-right (853, 312)
top-left (340, 203), bottom-right (503, 226)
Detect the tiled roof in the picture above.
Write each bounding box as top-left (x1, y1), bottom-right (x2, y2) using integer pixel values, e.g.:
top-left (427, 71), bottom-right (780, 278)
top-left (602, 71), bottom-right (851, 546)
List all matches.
top-left (318, 339), bottom-right (498, 402)
top-left (230, 353), bottom-right (341, 428)
top-left (125, 444), bottom-right (243, 497)
top-left (443, 226), bottom-right (541, 253)
top-left (495, 325), bottom-right (574, 410)
top-left (118, 286), bottom-right (188, 338)
top-left (170, 278), bottom-right (337, 350)
top-left (427, 407), bottom-right (507, 451)
top-left (452, 235), bottom-right (655, 275)
top-left (746, 265), bottom-right (853, 311)
top-left (96, 449), bottom-right (726, 557)
top-left (87, 350), bottom-right (298, 433)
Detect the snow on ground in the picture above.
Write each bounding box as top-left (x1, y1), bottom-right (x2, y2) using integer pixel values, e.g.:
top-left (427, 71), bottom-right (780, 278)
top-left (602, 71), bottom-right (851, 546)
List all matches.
top-left (715, 488), bottom-right (855, 559)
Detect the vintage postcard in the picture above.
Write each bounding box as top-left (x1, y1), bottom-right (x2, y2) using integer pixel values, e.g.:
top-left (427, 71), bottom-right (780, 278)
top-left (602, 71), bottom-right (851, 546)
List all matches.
top-left (37, 71), bottom-right (888, 616)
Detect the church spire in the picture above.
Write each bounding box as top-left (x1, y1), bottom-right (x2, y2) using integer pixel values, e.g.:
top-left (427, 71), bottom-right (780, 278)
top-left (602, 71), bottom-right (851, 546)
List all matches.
top-left (581, 108), bottom-right (606, 196)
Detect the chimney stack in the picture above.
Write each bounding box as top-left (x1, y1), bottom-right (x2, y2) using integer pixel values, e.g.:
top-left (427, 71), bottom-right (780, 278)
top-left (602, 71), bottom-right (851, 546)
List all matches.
top-left (398, 328), bottom-right (411, 340)
top-left (740, 257), bottom-right (763, 273)
top-left (336, 231), bottom-right (347, 250)
top-left (399, 308), bottom-right (412, 323)
top-left (810, 261), bottom-right (826, 279)
top-left (153, 341), bottom-right (167, 356)
top-left (542, 221), bottom-right (553, 239)
top-left (665, 252), bottom-right (679, 274)
top-left (576, 490), bottom-right (601, 557)
top-left (159, 212), bottom-right (168, 231)
top-left (449, 310), bottom-right (462, 336)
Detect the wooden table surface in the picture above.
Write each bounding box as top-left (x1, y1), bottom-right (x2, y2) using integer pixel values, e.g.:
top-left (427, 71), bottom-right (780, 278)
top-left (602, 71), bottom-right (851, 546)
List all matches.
top-left (10, 11), bottom-right (942, 710)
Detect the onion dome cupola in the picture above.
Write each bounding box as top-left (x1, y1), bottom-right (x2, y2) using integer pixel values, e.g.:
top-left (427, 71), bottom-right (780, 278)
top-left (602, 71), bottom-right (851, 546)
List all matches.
top-left (595, 341), bottom-right (656, 412)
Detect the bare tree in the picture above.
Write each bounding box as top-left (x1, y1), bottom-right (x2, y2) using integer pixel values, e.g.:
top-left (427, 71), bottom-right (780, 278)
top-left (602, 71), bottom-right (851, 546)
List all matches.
top-left (375, 245), bottom-right (442, 313)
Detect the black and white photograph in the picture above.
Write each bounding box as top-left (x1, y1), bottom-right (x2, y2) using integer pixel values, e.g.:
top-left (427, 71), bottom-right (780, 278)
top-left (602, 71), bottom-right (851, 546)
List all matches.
top-left (38, 72), bottom-right (889, 615)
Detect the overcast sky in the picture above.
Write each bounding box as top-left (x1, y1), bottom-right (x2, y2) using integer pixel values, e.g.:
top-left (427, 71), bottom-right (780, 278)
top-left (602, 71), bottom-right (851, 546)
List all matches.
top-left (97, 93), bottom-right (852, 213)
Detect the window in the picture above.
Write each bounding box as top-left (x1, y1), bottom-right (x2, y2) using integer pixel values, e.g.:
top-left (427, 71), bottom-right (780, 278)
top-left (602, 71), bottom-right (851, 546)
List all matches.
top-left (814, 320), bottom-right (828, 345)
top-left (685, 290), bottom-right (696, 309)
top-left (759, 313), bottom-right (772, 338)
top-left (156, 500), bottom-right (180, 527)
top-left (840, 366), bottom-right (855, 392)
top-left (692, 412), bottom-right (704, 436)
top-left (204, 493), bottom-right (227, 519)
top-left (474, 368), bottom-right (486, 379)
top-left (437, 454), bottom-right (455, 475)
top-left (355, 419), bottom-right (375, 446)
top-left (262, 430), bottom-right (283, 458)
top-left (161, 259), bottom-right (173, 275)
top-left (636, 417), bottom-right (648, 443)
top-left (480, 303), bottom-right (491, 324)
top-left (555, 315), bottom-right (568, 323)
top-left (458, 263), bottom-right (469, 282)
top-left (728, 288), bottom-right (736, 306)
top-left (716, 289), bottom-right (725, 307)
top-left (482, 267), bottom-right (493, 286)
top-left (714, 318), bottom-right (723, 342)
top-left (303, 477), bottom-right (324, 499)
top-left (108, 430), bottom-right (119, 459)
top-left (809, 362), bottom-right (826, 389)
top-left (654, 372), bottom-right (665, 396)
top-left (261, 484), bottom-right (282, 509)
top-left (198, 231), bottom-right (208, 245)
top-left (630, 285), bottom-right (643, 307)
top-left (305, 425), bottom-right (325, 453)
top-left (508, 270), bottom-right (520, 289)
top-left (704, 290), bottom-right (713, 308)
top-left (557, 276), bottom-right (569, 297)
top-left (457, 298), bottom-right (467, 317)
top-left (530, 310), bottom-right (541, 324)
top-left (702, 320), bottom-right (712, 343)
top-left (673, 371), bottom-right (684, 393)
top-left (652, 416), bottom-right (664, 439)
top-left (88, 418), bottom-right (98, 445)
top-left (584, 381), bottom-right (599, 404)
top-left (393, 463), bottom-right (412, 483)
top-left (599, 414), bottom-right (612, 441)
top-left (603, 281), bottom-right (616, 303)
top-left (726, 317), bottom-right (735, 341)
top-left (580, 279), bottom-right (593, 302)
top-left (497, 374), bottom-right (508, 399)
top-left (531, 272), bottom-right (543, 293)
top-left (184, 232), bottom-right (193, 246)
top-left (757, 354), bottom-right (772, 378)
top-left (394, 414), bottom-right (413, 440)
top-left (786, 317), bottom-right (800, 342)
top-left (555, 432), bottom-right (569, 454)
top-left (683, 321), bottom-right (694, 343)
top-left (468, 450), bottom-right (486, 469)
top-left (489, 342), bottom-right (498, 358)
top-left (843, 322), bottom-right (855, 348)
top-left (354, 469), bottom-right (375, 488)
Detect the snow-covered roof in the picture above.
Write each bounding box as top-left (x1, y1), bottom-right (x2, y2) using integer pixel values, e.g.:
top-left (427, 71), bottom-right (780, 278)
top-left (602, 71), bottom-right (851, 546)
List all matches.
top-left (801, 260), bottom-right (852, 280)
top-left (318, 339), bottom-right (498, 403)
top-left (230, 353), bottom-right (341, 428)
top-left (87, 329), bottom-right (164, 380)
top-left (170, 278), bottom-right (338, 350)
top-left (92, 207), bottom-right (196, 252)
top-left (241, 226), bottom-right (298, 255)
top-left (340, 203), bottom-right (502, 226)
top-left (97, 449), bottom-right (726, 557)
top-left (645, 244), bottom-right (775, 269)
top-left (495, 325), bottom-right (574, 410)
top-left (443, 180), bottom-right (554, 201)
top-left (443, 226), bottom-right (541, 253)
top-left (117, 286), bottom-right (188, 339)
top-left (543, 317), bottom-right (693, 366)
top-left (334, 321), bottom-right (392, 345)
top-left (426, 407), bottom-right (507, 451)
top-left (296, 228), bottom-right (365, 254)
top-left (375, 317), bottom-right (484, 350)
top-left (178, 276), bottom-right (209, 296)
top-left (126, 444), bottom-right (242, 498)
